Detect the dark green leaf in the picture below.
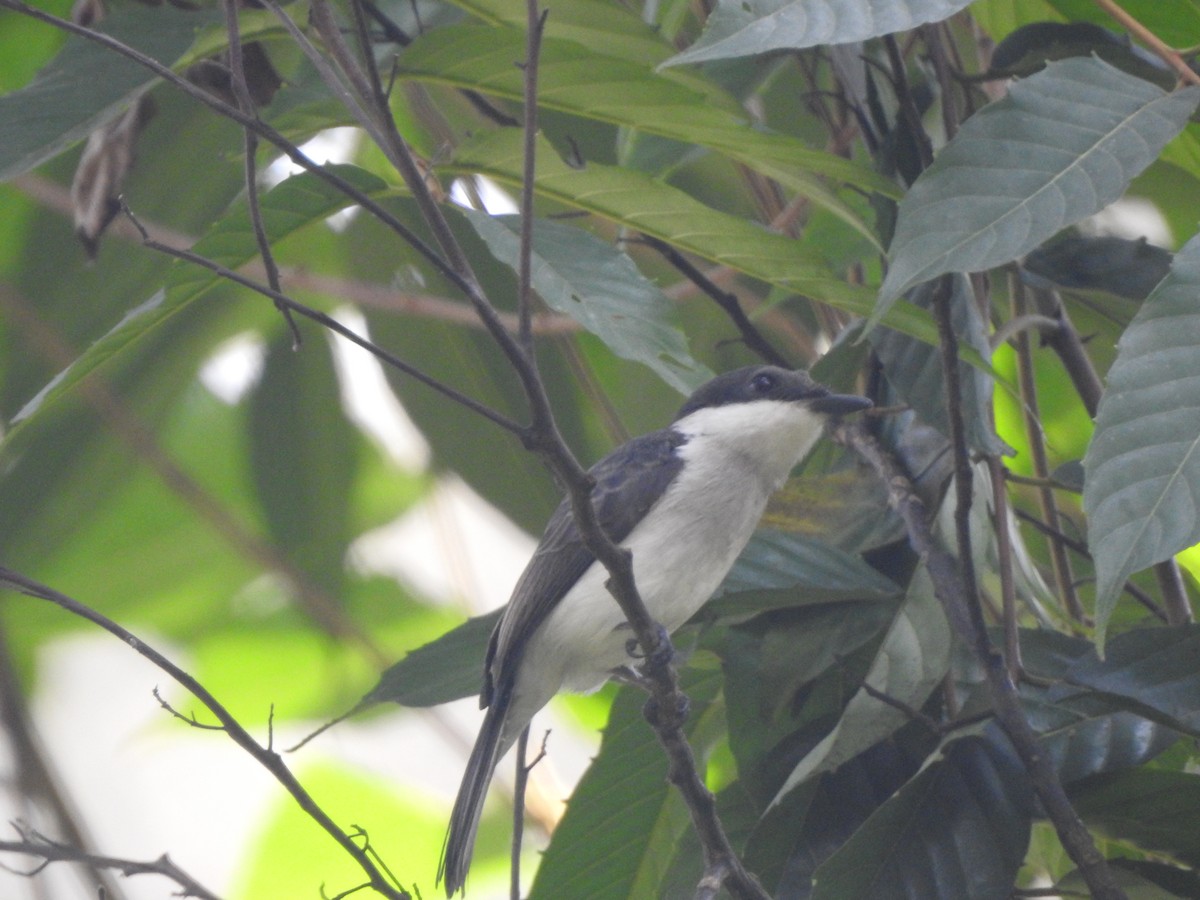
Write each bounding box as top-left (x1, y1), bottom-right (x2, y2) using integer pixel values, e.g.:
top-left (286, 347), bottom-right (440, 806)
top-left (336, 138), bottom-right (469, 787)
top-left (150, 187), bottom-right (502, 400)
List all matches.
top-left (1070, 769), bottom-right (1200, 866)
top-left (1054, 624), bottom-right (1200, 737)
top-left (1057, 863), bottom-right (1192, 899)
top-left (717, 601), bottom-right (898, 788)
top-left (771, 564), bottom-right (949, 802)
top-left (1083, 234), bottom-right (1200, 644)
top-left (1110, 859), bottom-right (1200, 898)
top-left (248, 334), bottom-right (359, 597)
top-left (748, 733), bottom-right (935, 897)
top-left (1024, 235), bottom-right (1172, 300)
top-left (989, 21), bottom-right (1174, 88)
top-left (809, 734), bottom-right (1033, 900)
top-left (876, 57), bottom-right (1199, 317)
top-left (714, 529), bottom-right (902, 604)
top-left (528, 663), bottom-right (724, 899)
top-left (363, 609), bottom-right (501, 708)
top-left (461, 211), bottom-right (711, 393)
top-left (968, 630), bottom-right (1180, 784)
top-left (662, 0), bottom-right (974, 66)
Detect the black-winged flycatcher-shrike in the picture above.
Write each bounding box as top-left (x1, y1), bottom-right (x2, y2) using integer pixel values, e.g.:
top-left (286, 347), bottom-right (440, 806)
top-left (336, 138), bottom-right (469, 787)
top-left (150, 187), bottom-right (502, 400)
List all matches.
top-left (439, 365), bottom-right (871, 894)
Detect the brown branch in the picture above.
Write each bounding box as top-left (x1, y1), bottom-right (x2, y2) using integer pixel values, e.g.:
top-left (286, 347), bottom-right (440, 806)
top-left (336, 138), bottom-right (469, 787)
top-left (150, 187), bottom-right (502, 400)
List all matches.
top-left (929, 276), bottom-right (1126, 900)
top-left (13, 171), bottom-right (580, 336)
top-left (0, 621), bottom-right (130, 900)
top-left (509, 727), bottom-right (530, 900)
top-left (987, 456), bottom-right (1023, 681)
top-left (0, 824), bottom-right (220, 900)
top-left (0, 569), bottom-right (411, 900)
top-left (223, 0), bottom-right (301, 348)
top-left (1008, 273), bottom-right (1084, 624)
top-left (639, 235), bottom-right (790, 368)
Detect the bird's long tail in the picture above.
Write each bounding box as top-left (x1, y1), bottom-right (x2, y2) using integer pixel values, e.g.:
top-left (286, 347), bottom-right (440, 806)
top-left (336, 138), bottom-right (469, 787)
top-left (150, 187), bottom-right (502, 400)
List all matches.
top-left (439, 690), bottom-right (513, 897)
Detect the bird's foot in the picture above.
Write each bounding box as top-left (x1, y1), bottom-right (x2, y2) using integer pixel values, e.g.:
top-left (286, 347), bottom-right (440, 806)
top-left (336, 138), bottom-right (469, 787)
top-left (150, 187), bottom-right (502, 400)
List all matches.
top-left (643, 690), bottom-right (689, 729)
top-left (622, 622), bottom-right (675, 669)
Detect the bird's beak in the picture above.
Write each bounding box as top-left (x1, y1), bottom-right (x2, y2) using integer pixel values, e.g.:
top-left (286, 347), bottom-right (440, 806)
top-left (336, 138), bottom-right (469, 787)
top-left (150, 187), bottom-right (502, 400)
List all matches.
top-left (810, 393), bottom-right (872, 416)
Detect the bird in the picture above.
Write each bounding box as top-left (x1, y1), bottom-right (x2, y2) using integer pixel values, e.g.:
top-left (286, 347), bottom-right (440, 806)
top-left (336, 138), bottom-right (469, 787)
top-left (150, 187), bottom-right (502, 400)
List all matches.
top-left (438, 365), bottom-right (871, 895)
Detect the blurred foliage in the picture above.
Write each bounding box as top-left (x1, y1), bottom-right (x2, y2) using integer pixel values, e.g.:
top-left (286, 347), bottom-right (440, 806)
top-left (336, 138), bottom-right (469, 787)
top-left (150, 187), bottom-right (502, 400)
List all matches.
top-left (2, 0), bottom-right (1200, 898)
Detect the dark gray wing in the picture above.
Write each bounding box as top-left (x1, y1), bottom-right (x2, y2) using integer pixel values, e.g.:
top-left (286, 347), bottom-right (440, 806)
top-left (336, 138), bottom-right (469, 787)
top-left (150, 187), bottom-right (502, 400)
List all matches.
top-left (480, 427), bottom-right (687, 706)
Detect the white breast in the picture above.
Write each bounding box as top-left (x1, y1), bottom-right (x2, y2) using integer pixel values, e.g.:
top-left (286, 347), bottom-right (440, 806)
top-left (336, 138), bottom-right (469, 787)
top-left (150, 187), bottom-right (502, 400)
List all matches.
top-left (517, 399), bottom-right (830, 702)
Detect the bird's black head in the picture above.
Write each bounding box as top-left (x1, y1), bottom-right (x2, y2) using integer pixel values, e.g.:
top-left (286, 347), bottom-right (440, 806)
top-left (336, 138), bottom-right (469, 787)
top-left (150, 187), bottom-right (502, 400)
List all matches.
top-left (673, 366), bottom-right (871, 421)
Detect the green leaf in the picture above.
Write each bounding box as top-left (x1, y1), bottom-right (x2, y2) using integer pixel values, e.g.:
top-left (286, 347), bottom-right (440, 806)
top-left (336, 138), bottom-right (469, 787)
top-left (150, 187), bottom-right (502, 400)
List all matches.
top-left (1053, 624), bottom-right (1200, 738)
top-left (1083, 234), bottom-right (1200, 646)
top-left (248, 334), bottom-right (359, 598)
top-left (453, 0), bottom-right (692, 67)
top-left (397, 24), bottom-right (896, 239)
top-left (876, 57), bottom-right (1200, 318)
top-left (746, 732), bottom-right (936, 895)
top-left (717, 601), bottom-right (899, 787)
top-left (715, 529), bottom-right (902, 605)
top-left (448, 130), bottom-right (914, 325)
top-left (528, 663), bottom-right (724, 900)
top-left (970, 630), bottom-right (1180, 784)
top-left (662, 0), bottom-right (974, 67)
top-left (989, 21), bottom-right (1176, 88)
top-left (460, 210), bottom-right (712, 393)
top-left (6, 164), bottom-right (392, 439)
top-left (770, 564), bottom-right (950, 804)
top-left (1023, 234), bottom-right (1172, 300)
top-left (0, 5), bottom-right (213, 182)
top-left (809, 735), bottom-right (1033, 900)
top-left (1059, 863), bottom-right (1198, 900)
top-left (1070, 769), bottom-right (1200, 867)
top-left (362, 609), bottom-right (501, 708)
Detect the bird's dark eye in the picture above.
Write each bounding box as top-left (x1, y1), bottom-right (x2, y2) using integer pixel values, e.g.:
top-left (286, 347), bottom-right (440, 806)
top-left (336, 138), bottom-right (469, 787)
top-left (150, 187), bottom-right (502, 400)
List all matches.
top-left (751, 372), bottom-right (776, 393)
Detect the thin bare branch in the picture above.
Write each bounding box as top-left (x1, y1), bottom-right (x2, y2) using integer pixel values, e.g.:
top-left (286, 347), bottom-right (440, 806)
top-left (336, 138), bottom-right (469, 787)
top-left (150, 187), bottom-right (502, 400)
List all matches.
top-left (510, 727), bottom-right (530, 900)
top-left (12, 172), bottom-right (579, 335)
top-left (119, 201), bottom-right (525, 437)
top-left (0, 825), bottom-right (220, 900)
top-left (987, 456), bottom-right (1023, 682)
top-left (517, 4), bottom-right (549, 351)
top-left (223, 0), bottom-right (301, 347)
top-left (1008, 272), bottom-right (1084, 624)
top-left (928, 277), bottom-right (1125, 900)
top-left (0, 569), bottom-right (411, 900)
top-left (639, 235), bottom-right (790, 367)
